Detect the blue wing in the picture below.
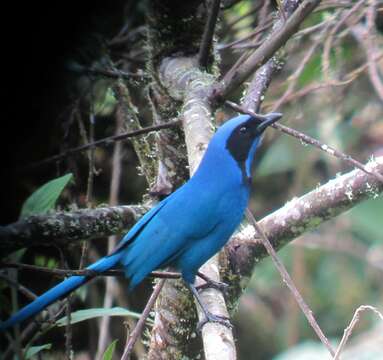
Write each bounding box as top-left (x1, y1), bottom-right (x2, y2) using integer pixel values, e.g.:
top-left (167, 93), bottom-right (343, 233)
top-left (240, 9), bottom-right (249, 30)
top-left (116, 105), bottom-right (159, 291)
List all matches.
top-left (112, 196), bottom-right (172, 253)
top-left (117, 182), bottom-right (221, 288)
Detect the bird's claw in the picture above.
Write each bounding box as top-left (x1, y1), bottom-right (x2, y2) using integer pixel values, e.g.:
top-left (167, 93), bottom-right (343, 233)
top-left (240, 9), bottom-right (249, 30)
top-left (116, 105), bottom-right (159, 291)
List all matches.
top-left (197, 312), bottom-right (232, 332)
top-left (196, 278), bottom-right (229, 295)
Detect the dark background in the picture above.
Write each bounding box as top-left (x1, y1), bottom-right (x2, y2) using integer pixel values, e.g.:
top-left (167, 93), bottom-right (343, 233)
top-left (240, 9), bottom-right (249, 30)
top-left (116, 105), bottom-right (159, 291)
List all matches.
top-left (1, 1), bottom-right (130, 223)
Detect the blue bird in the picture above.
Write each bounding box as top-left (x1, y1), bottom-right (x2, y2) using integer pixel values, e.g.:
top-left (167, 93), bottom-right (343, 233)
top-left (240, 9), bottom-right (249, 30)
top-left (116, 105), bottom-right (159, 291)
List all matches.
top-left (0, 112), bottom-right (282, 332)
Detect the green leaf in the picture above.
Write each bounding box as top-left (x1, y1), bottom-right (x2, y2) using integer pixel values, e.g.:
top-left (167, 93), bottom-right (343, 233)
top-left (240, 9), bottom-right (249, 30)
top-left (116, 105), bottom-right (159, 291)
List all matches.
top-left (24, 343), bottom-right (52, 359)
top-left (102, 339), bottom-right (118, 360)
top-left (55, 307), bottom-right (142, 327)
top-left (20, 173), bottom-right (73, 219)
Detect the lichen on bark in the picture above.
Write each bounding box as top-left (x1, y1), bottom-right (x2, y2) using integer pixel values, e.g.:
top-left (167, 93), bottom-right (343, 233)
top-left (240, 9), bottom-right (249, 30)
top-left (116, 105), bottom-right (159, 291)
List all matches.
top-left (145, 0), bottom-right (211, 197)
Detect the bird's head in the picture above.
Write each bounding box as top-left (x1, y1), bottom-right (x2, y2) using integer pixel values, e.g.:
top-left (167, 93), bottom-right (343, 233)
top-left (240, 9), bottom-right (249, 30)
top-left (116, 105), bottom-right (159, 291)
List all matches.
top-left (205, 112), bottom-right (282, 183)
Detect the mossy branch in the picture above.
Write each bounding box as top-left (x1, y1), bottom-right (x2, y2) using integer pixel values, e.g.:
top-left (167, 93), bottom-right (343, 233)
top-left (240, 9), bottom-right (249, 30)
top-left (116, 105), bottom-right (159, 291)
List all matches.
top-left (224, 156), bottom-right (383, 295)
top-left (0, 206), bottom-right (146, 257)
top-left (113, 80), bottom-right (158, 187)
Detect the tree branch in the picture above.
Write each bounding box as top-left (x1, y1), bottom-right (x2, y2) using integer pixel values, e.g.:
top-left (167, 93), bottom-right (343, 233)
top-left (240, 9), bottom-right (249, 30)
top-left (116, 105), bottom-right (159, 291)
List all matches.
top-left (198, 0), bottom-right (221, 68)
top-left (113, 80), bottom-right (158, 187)
top-left (0, 205), bottom-right (147, 257)
top-left (226, 101), bottom-right (383, 184)
top-left (121, 279), bottom-right (166, 360)
top-left (22, 120), bottom-right (180, 171)
top-left (4, 156), bottom-right (381, 262)
top-left (350, 2), bottom-right (383, 103)
top-left (211, 0), bottom-right (321, 101)
top-left (225, 156), bottom-right (383, 281)
top-left (148, 55), bottom-right (237, 360)
top-left (246, 210), bottom-right (335, 356)
top-left (68, 62), bottom-right (147, 80)
top-left (181, 63), bottom-right (236, 360)
top-left (0, 263), bottom-right (181, 280)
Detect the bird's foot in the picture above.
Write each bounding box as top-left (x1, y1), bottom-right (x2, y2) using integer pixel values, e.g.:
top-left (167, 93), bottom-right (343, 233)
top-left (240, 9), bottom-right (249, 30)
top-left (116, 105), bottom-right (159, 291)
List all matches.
top-left (197, 312), bottom-right (232, 332)
top-left (196, 273), bottom-right (229, 295)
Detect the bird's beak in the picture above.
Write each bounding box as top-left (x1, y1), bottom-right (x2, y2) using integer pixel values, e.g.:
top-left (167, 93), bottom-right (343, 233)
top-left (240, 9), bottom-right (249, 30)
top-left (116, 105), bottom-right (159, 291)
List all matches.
top-left (256, 112), bottom-right (283, 133)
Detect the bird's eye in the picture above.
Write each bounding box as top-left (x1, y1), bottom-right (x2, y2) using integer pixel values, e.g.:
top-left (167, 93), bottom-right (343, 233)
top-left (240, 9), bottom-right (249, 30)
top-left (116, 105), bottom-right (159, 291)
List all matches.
top-left (239, 126), bottom-right (248, 134)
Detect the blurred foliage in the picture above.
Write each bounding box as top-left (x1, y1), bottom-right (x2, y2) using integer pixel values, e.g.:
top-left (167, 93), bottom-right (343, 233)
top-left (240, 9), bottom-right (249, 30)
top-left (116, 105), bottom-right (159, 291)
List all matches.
top-left (229, 0), bottom-right (383, 358)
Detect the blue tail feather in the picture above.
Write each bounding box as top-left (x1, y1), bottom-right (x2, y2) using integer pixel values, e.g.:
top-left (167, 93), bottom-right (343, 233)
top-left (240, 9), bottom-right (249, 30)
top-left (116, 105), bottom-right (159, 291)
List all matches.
top-left (0, 252), bottom-right (122, 332)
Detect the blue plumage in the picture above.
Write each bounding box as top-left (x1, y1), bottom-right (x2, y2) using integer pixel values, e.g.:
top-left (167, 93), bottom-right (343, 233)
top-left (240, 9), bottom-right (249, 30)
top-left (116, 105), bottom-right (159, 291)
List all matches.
top-left (0, 112), bottom-right (281, 332)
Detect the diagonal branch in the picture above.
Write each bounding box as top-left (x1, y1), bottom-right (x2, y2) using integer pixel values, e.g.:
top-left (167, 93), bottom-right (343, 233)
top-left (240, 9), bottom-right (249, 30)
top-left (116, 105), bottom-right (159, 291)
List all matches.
top-left (121, 279), bottom-right (166, 360)
top-left (246, 210), bottom-right (335, 356)
top-left (225, 156), bottom-right (383, 282)
top-left (22, 120), bottom-right (180, 171)
top-left (333, 305), bottom-right (383, 360)
top-left (113, 80), bottom-right (158, 186)
top-left (198, 0), bottom-right (221, 68)
top-left (226, 101), bottom-right (383, 184)
top-left (350, 1), bottom-right (383, 103)
top-left (211, 0), bottom-right (321, 101)
top-left (239, 0), bottom-right (308, 112)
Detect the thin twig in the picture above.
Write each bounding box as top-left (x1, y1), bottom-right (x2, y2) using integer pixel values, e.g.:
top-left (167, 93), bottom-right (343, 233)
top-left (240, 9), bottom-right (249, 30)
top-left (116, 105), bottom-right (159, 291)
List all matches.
top-left (316, 0), bottom-right (355, 13)
top-left (198, 0), bottom-right (221, 68)
top-left (333, 305), bottom-right (383, 359)
top-left (4, 331), bottom-right (24, 360)
top-left (272, 16), bottom-right (337, 111)
top-left (271, 51), bottom-right (383, 105)
top-left (0, 273), bottom-right (37, 301)
top-left (364, 0), bottom-right (383, 102)
top-left (60, 252), bottom-right (73, 360)
top-left (21, 120), bottom-right (180, 170)
top-left (223, 2), bottom-right (263, 32)
top-left (212, 0), bottom-right (321, 101)
top-left (293, 17), bottom-right (335, 38)
top-left (86, 112), bottom-right (96, 207)
top-left (97, 89), bottom-right (125, 359)
top-left (275, 0), bottom-right (287, 21)
top-left (351, 0), bottom-right (383, 102)
top-left (121, 279), bottom-right (166, 360)
top-left (218, 1), bottom-right (272, 94)
top-left (246, 210), bottom-right (336, 357)
top-left (225, 101), bottom-right (383, 184)
top-left (69, 63), bottom-right (146, 80)
top-left (65, 298), bottom-right (73, 360)
top-left (77, 112), bottom-right (91, 269)
top-left (0, 262), bottom-right (181, 280)
top-left (12, 304), bottom-right (68, 360)
top-left (218, 21), bottom-right (273, 51)
top-left (240, 0), bottom-right (301, 112)
top-left (9, 269), bottom-right (22, 358)
top-left (322, 0), bottom-right (367, 81)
